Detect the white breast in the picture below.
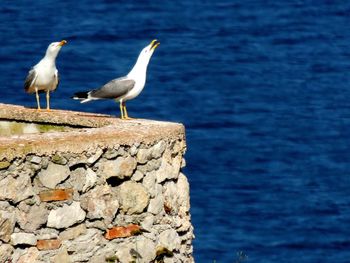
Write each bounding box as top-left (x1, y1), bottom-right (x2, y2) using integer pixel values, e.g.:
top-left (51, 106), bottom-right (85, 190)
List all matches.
top-left (34, 60), bottom-right (58, 91)
top-left (124, 79), bottom-right (146, 101)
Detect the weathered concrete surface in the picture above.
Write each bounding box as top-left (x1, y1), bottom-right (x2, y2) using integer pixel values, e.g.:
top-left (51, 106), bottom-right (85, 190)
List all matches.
top-left (0, 103), bottom-right (185, 161)
top-left (0, 103), bottom-right (112, 128)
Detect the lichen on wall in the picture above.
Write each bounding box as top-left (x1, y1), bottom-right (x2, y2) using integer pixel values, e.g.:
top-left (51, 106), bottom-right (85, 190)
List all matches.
top-left (0, 120), bottom-right (75, 136)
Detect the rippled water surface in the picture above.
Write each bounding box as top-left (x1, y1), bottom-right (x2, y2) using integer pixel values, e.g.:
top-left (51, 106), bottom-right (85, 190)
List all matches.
top-left (1, 1), bottom-right (350, 262)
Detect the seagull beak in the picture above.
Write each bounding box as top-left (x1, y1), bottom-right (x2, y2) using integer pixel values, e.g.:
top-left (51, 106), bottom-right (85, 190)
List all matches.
top-left (150, 39), bottom-right (160, 50)
top-left (58, 40), bottom-right (67, 46)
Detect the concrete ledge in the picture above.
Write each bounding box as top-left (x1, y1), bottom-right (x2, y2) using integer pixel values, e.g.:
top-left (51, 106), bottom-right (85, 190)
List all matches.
top-left (0, 103), bottom-right (113, 127)
top-left (0, 103), bottom-right (185, 161)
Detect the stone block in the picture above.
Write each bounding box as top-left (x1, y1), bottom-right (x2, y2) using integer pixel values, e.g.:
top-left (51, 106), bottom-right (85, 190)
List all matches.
top-left (113, 236), bottom-right (156, 263)
top-left (16, 247), bottom-right (39, 263)
top-left (136, 141), bottom-right (166, 164)
top-left (59, 224), bottom-right (87, 241)
top-left (36, 228), bottom-right (59, 240)
top-left (136, 148), bottom-right (153, 164)
top-left (100, 156), bottom-right (137, 180)
top-left (0, 244), bottom-right (14, 262)
top-left (156, 154), bottom-right (182, 183)
top-left (137, 158), bottom-right (162, 174)
top-left (117, 181), bottom-right (149, 214)
top-left (151, 141), bottom-right (167, 159)
top-left (104, 148), bottom-right (120, 159)
top-left (134, 236), bottom-right (157, 262)
top-left (64, 228), bottom-right (106, 262)
top-left (82, 168), bottom-right (97, 192)
top-left (87, 148), bottom-right (103, 164)
top-left (38, 162), bottom-right (70, 189)
top-left (148, 195), bottom-right (164, 215)
top-left (47, 202), bottom-right (86, 229)
top-left (16, 203), bottom-right (48, 232)
top-left (11, 232), bottom-right (37, 246)
top-left (158, 229), bottom-right (181, 252)
top-left (66, 167), bottom-right (97, 193)
top-left (131, 170), bottom-right (144, 181)
top-left (142, 171), bottom-right (157, 197)
top-left (177, 173), bottom-right (190, 214)
top-left (52, 245), bottom-right (71, 263)
top-left (0, 210), bottom-right (16, 242)
top-left (30, 156), bottom-right (42, 164)
top-left (81, 185), bottom-right (119, 225)
top-left (141, 214), bottom-right (155, 232)
top-left (66, 167), bottom-right (86, 191)
top-left (0, 174), bottom-right (34, 203)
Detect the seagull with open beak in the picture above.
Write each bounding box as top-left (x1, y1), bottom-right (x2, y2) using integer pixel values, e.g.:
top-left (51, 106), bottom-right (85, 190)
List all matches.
top-left (73, 39), bottom-right (160, 119)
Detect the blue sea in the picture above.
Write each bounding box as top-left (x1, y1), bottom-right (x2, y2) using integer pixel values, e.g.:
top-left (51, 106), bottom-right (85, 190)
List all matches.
top-left (1, 0), bottom-right (350, 262)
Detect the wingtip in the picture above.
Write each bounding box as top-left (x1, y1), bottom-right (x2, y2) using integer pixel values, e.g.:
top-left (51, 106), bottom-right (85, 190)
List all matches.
top-left (72, 91), bottom-right (93, 103)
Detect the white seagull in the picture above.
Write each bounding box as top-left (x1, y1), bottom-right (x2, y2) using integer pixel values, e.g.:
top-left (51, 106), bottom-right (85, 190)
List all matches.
top-left (73, 39), bottom-right (160, 119)
top-left (24, 40), bottom-right (67, 110)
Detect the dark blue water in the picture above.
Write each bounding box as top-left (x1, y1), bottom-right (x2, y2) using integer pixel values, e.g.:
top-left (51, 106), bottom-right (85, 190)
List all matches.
top-left (2, 1), bottom-right (350, 262)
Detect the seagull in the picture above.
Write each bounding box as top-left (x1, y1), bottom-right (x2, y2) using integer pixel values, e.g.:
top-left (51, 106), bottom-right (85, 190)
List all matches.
top-left (24, 40), bottom-right (67, 110)
top-left (72, 39), bottom-right (160, 119)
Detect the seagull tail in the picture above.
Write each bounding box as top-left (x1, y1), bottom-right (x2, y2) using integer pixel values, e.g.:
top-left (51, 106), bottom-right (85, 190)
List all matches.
top-left (72, 91), bottom-right (92, 103)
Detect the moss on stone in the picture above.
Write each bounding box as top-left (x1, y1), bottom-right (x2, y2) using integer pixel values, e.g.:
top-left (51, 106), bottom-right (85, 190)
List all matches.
top-left (0, 161), bottom-right (10, 170)
top-left (51, 154), bottom-right (67, 165)
top-left (155, 246), bottom-right (174, 259)
top-left (105, 255), bottom-right (118, 262)
top-left (37, 124), bottom-right (71, 133)
top-left (0, 120), bottom-right (74, 136)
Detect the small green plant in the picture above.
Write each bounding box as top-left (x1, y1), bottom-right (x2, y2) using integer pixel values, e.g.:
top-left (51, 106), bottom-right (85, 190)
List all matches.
top-left (105, 255), bottom-right (118, 263)
top-left (154, 246), bottom-right (174, 262)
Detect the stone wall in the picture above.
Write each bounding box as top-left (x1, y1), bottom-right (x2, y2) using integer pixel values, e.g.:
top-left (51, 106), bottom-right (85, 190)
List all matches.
top-left (0, 104), bottom-right (194, 263)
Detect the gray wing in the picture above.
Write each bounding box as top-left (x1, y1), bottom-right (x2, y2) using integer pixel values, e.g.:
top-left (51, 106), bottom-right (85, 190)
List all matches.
top-left (24, 68), bottom-right (37, 92)
top-left (90, 77), bottom-right (135, 99)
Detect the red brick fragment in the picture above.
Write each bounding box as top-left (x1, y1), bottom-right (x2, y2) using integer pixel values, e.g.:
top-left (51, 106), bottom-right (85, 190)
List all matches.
top-left (104, 224), bottom-right (141, 240)
top-left (39, 189), bottom-right (73, 202)
top-left (37, 239), bottom-right (61, 250)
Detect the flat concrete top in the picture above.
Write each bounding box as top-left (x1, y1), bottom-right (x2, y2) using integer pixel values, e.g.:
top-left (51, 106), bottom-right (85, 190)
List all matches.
top-left (0, 103), bottom-right (117, 128)
top-left (0, 103), bottom-right (185, 161)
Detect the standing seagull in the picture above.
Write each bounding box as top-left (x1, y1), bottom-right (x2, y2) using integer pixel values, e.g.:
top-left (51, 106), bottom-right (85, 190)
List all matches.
top-left (24, 40), bottom-right (67, 110)
top-left (73, 39), bottom-right (160, 119)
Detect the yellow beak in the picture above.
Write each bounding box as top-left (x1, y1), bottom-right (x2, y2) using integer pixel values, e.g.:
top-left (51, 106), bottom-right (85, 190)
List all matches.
top-left (150, 39), bottom-right (160, 50)
top-left (58, 40), bottom-right (67, 46)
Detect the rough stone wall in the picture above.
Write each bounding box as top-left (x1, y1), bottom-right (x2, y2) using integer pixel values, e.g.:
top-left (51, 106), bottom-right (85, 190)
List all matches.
top-left (0, 137), bottom-right (194, 262)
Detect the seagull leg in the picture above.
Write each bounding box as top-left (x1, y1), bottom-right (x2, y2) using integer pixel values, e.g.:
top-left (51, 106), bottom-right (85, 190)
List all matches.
top-left (46, 90), bottom-right (50, 111)
top-left (119, 100), bottom-right (124, 119)
top-left (123, 102), bottom-right (133, 120)
top-left (35, 88), bottom-right (41, 110)
top-left (123, 102), bottom-right (128, 119)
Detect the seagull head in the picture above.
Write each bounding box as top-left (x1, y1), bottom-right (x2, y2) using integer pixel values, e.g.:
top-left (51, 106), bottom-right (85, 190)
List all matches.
top-left (127, 39), bottom-right (160, 78)
top-left (138, 39), bottom-right (160, 62)
top-left (45, 40), bottom-right (67, 59)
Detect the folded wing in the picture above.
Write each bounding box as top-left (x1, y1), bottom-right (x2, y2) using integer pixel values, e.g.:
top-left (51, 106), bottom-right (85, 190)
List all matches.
top-left (90, 77), bottom-right (135, 100)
